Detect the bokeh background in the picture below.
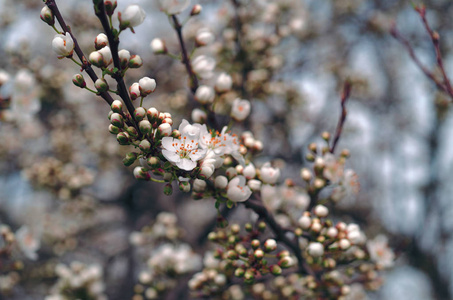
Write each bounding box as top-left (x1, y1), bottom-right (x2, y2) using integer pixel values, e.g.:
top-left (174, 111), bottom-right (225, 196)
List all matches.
top-left (1, 0), bottom-right (453, 299)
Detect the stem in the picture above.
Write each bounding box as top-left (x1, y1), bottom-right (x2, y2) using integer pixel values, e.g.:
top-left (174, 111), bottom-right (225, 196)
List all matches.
top-left (45, 0), bottom-right (115, 106)
top-left (84, 87), bottom-right (97, 94)
top-left (70, 57), bottom-right (82, 67)
top-left (330, 80), bottom-right (352, 154)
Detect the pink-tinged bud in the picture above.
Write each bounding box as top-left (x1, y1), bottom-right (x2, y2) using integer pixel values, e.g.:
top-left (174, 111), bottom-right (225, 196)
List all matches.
top-left (98, 46), bottom-right (112, 66)
top-left (95, 78), bottom-right (109, 93)
top-left (243, 163), bottom-right (256, 179)
top-left (134, 107), bottom-right (146, 121)
top-left (279, 256), bottom-right (294, 268)
top-left (157, 123), bottom-right (172, 137)
top-left (251, 239), bottom-right (260, 249)
top-left (163, 118), bottom-right (173, 125)
top-left (260, 162), bottom-right (280, 184)
top-left (215, 176), bottom-right (228, 189)
top-left (247, 179), bottom-right (261, 191)
top-left (231, 98), bottom-right (251, 121)
top-left (110, 113), bottom-right (124, 128)
top-left (104, 0), bottom-right (117, 16)
top-left (264, 239), bottom-right (277, 252)
top-left (119, 5), bottom-right (146, 31)
top-left (254, 249), bottom-right (264, 260)
top-left (171, 129), bottom-right (180, 138)
top-left (314, 205), bottom-right (329, 218)
top-left (139, 139), bottom-right (151, 152)
top-left (138, 77), bottom-right (156, 96)
top-left (129, 82), bottom-right (140, 100)
top-left (123, 152), bottom-right (138, 166)
top-left (147, 156), bottom-right (160, 168)
top-left (147, 107), bottom-right (159, 122)
top-left (193, 179), bottom-right (206, 192)
top-left (126, 126), bottom-right (138, 138)
top-left (52, 32), bottom-right (74, 59)
top-left (163, 183), bottom-right (173, 195)
top-left (191, 108), bottom-right (207, 123)
top-left (111, 100), bottom-right (123, 113)
top-left (195, 28), bottom-right (214, 47)
top-left (191, 4), bottom-right (202, 16)
top-left (179, 181), bottom-right (191, 192)
top-left (215, 72), bottom-right (233, 92)
top-left (139, 120), bottom-right (152, 135)
top-left (72, 74), bottom-right (86, 88)
top-left (117, 132), bottom-right (130, 145)
top-left (128, 55), bottom-right (143, 68)
top-left (108, 124), bottom-right (120, 134)
top-left (118, 49), bottom-right (131, 69)
top-left (270, 265), bottom-right (282, 275)
top-left (95, 33), bottom-right (108, 50)
top-left (40, 6), bottom-right (54, 26)
top-left (150, 38), bottom-right (167, 54)
top-left (134, 166), bottom-right (150, 180)
top-left (339, 238), bottom-right (351, 250)
top-left (194, 85), bottom-right (215, 104)
top-left (89, 51), bottom-right (104, 67)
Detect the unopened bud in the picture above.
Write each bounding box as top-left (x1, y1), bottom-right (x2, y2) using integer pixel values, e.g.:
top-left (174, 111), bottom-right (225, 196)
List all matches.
top-left (147, 107), bottom-right (159, 122)
top-left (139, 120), bottom-right (152, 135)
top-left (251, 239), bottom-right (260, 249)
top-left (40, 6), bottom-right (54, 26)
top-left (95, 78), bottom-right (109, 93)
top-left (111, 100), bottom-right (123, 113)
top-left (147, 156), bottom-right (160, 168)
top-left (110, 113), bottom-right (124, 128)
top-left (95, 33), bottom-right (108, 50)
top-left (118, 49), bottom-right (130, 69)
top-left (108, 124), bottom-right (120, 134)
top-left (191, 4), bottom-right (202, 16)
top-left (150, 38), bottom-right (167, 54)
top-left (104, 0), bottom-right (118, 16)
top-left (163, 183), bottom-right (173, 195)
top-left (301, 168), bottom-right (312, 181)
top-left (72, 74), bottom-right (86, 88)
top-left (133, 166), bottom-right (150, 180)
top-left (123, 152), bottom-right (138, 166)
top-left (139, 77), bottom-right (157, 96)
top-left (117, 132), bottom-right (130, 145)
top-left (157, 123), bottom-right (172, 137)
top-left (129, 82), bottom-right (140, 100)
top-left (139, 139), bottom-right (151, 152)
top-left (254, 249), bottom-right (264, 260)
top-left (264, 239), bottom-right (277, 252)
top-left (234, 268), bottom-right (245, 278)
top-left (191, 108), bottom-right (207, 123)
top-left (279, 256), bottom-right (294, 268)
top-left (134, 107), bottom-right (147, 121)
top-left (270, 265), bottom-right (282, 275)
top-left (128, 55), bottom-right (143, 68)
top-left (126, 126), bottom-right (138, 138)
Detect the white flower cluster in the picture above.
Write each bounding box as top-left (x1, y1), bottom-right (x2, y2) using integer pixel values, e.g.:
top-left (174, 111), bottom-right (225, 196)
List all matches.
top-left (129, 212), bottom-right (181, 247)
top-left (46, 262), bottom-right (106, 300)
top-left (147, 243), bottom-right (202, 275)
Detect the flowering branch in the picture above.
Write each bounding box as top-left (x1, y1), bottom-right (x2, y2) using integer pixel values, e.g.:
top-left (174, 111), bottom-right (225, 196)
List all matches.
top-left (391, 4), bottom-right (453, 100)
top-left (330, 80), bottom-right (352, 154)
top-left (44, 0), bottom-right (114, 106)
top-left (92, 1), bottom-right (138, 129)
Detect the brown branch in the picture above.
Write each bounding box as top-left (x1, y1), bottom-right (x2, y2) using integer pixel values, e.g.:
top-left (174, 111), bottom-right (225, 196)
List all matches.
top-left (92, 1), bottom-right (140, 133)
top-left (390, 5), bottom-right (453, 100)
top-left (243, 197), bottom-right (316, 277)
top-left (45, 0), bottom-right (114, 106)
top-left (330, 80), bottom-right (352, 154)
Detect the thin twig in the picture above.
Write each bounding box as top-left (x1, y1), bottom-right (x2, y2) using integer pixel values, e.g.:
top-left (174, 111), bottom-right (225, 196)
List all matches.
top-left (45, 0), bottom-right (114, 106)
top-left (330, 81), bottom-right (352, 154)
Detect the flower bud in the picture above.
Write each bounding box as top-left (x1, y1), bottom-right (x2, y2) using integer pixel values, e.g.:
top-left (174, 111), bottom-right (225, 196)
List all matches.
top-left (150, 38), bottom-right (167, 54)
top-left (147, 107), bottom-right (159, 122)
top-left (215, 73), bottom-right (233, 92)
top-left (163, 183), bottom-right (173, 195)
top-left (157, 123), bottom-right (172, 137)
top-left (118, 49), bottom-right (130, 69)
top-left (72, 74), bottom-right (86, 88)
top-left (301, 168), bottom-right (312, 181)
top-left (231, 98), bottom-right (251, 121)
top-left (279, 256), bottom-right (294, 268)
top-left (139, 77), bottom-right (157, 96)
top-left (314, 205), bottom-right (329, 218)
top-left (227, 250), bottom-right (238, 260)
top-left (139, 140), bottom-right (151, 152)
top-left (243, 163), bottom-right (256, 179)
top-left (134, 166), bottom-right (150, 180)
top-left (105, 0), bottom-right (117, 16)
top-left (339, 238), bottom-right (351, 250)
top-left (251, 239), bottom-right (260, 249)
top-left (117, 132), bottom-right (130, 145)
top-left (147, 156), bottom-right (160, 168)
top-left (40, 6), bottom-right (54, 26)
top-left (95, 33), bottom-right (108, 50)
top-left (134, 107), bottom-right (147, 121)
top-left (192, 55), bottom-right (216, 79)
top-left (234, 268), bottom-right (245, 278)
top-left (264, 239), bottom-right (277, 252)
top-left (194, 85), bottom-right (215, 104)
top-left (123, 152), bottom-right (138, 166)
top-left (298, 215), bottom-right (312, 229)
top-left (195, 28), bottom-right (214, 47)
top-left (254, 249), bottom-right (264, 260)
top-left (191, 108), bottom-right (207, 123)
top-left (110, 113), bottom-right (124, 128)
top-left (119, 4), bottom-right (146, 31)
top-left (191, 4), bottom-right (202, 16)
top-left (307, 242), bottom-right (324, 257)
top-left (111, 100), bottom-right (123, 113)
top-left (95, 78), bottom-right (109, 93)
top-left (215, 176), bottom-right (228, 189)
top-left (247, 179), bottom-right (261, 191)
top-left (129, 82), bottom-right (140, 100)
top-left (108, 124), bottom-right (120, 134)
top-left (260, 162), bottom-right (280, 184)
top-left (139, 120), bottom-right (152, 135)
top-left (52, 32), bottom-right (74, 59)
top-left (179, 181), bottom-right (191, 192)
top-left (98, 46), bottom-right (112, 66)
top-left (270, 265), bottom-right (282, 276)
top-left (89, 51), bottom-right (104, 67)
top-left (128, 55), bottom-right (143, 68)
top-left (193, 179), bottom-right (206, 192)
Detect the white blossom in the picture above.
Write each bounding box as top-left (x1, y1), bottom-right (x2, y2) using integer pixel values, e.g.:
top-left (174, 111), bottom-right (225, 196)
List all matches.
top-left (15, 226), bottom-right (40, 260)
top-left (307, 242), bottom-right (324, 257)
top-left (52, 32), bottom-right (74, 58)
top-left (195, 28), bottom-right (215, 46)
top-left (260, 162), bottom-right (280, 184)
top-left (139, 77), bottom-right (157, 95)
top-left (150, 38), bottom-right (166, 54)
top-left (366, 235), bottom-right (394, 268)
top-left (161, 132), bottom-right (207, 171)
top-left (120, 5), bottom-right (146, 29)
top-left (231, 98), bottom-right (251, 121)
top-left (195, 85), bottom-right (215, 104)
top-left (158, 0), bottom-right (191, 15)
top-left (215, 72), bottom-right (233, 92)
top-left (192, 55), bottom-right (216, 79)
top-left (227, 175), bottom-right (252, 202)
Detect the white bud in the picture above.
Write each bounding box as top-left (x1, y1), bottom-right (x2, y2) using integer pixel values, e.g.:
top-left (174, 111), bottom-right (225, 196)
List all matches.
top-left (192, 55), bottom-right (216, 79)
top-left (194, 85), bottom-right (215, 104)
top-left (215, 72), bottom-right (233, 92)
top-left (191, 4), bottom-right (202, 15)
top-left (231, 98), bottom-right (251, 121)
top-left (118, 49), bottom-right (131, 67)
top-left (98, 46), bottom-right (112, 66)
top-left (120, 5), bottom-right (146, 29)
top-left (264, 239), bottom-right (277, 252)
top-left (314, 205), bottom-right (329, 218)
top-left (95, 33), bottom-right (108, 50)
top-left (326, 227), bottom-right (338, 238)
top-left (0, 70), bottom-right (10, 87)
top-left (247, 179), bottom-right (262, 191)
top-left (243, 163), bottom-right (256, 179)
top-left (139, 77), bottom-right (157, 96)
top-left (215, 176), bottom-right (228, 189)
top-left (191, 108), bottom-right (207, 123)
top-left (260, 162), bottom-right (280, 184)
top-left (158, 123), bottom-right (172, 136)
top-left (52, 32), bottom-right (74, 58)
top-left (298, 215), bottom-right (311, 229)
top-left (339, 238), bottom-right (351, 250)
top-left (129, 82), bottom-right (140, 100)
top-left (307, 242), bottom-right (324, 257)
top-left (159, 0), bottom-right (190, 15)
top-left (193, 179), bottom-right (207, 192)
top-left (150, 38), bottom-right (167, 54)
top-left (195, 28), bottom-right (215, 46)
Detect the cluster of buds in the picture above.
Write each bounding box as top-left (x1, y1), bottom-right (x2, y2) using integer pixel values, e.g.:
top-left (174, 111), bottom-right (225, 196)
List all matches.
top-left (129, 212), bottom-right (182, 247)
top-left (206, 223), bottom-right (295, 286)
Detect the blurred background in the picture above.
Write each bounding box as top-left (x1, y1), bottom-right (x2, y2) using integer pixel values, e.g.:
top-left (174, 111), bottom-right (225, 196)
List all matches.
top-left (0, 0), bottom-right (453, 299)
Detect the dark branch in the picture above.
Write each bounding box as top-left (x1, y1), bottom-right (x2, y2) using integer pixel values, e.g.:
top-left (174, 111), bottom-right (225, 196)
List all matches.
top-left (330, 80), bottom-right (352, 154)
